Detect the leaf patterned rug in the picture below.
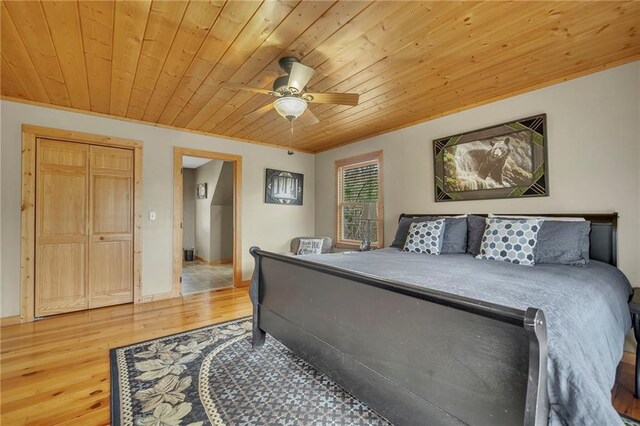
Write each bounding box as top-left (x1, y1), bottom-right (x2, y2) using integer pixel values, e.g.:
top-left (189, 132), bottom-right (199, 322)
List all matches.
top-left (111, 317), bottom-right (640, 426)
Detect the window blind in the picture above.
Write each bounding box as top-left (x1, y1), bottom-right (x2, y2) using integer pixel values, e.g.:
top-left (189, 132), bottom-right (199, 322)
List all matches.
top-left (338, 160), bottom-right (380, 244)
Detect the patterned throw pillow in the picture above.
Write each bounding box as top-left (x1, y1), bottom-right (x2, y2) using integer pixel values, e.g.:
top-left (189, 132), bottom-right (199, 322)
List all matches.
top-left (477, 218), bottom-right (543, 266)
top-left (297, 238), bottom-right (323, 255)
top-left (403, 219), bottom-right (446, 255)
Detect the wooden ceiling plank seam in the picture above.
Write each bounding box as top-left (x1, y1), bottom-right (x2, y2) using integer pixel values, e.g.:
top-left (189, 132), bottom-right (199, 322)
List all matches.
top-left (156, 0), bottom-right (263, 126)
top-left (248, 0), bottom-right (604, 141)
top-left (211, 2), bottom-right (392, 133)
top-left (312, 53), bottom-right (640, 154)
top-left (177, 0), bottom-right (302, 130)
top-left (240, 1), bottom-right (551, 141)
top-left (1, 57), bottom-right (30, 99)
top-left (176, 0), bottom-right (383, 131)
top-left (2, 1), bottom-right (639, 152)
top-left (183, 2), bottom-right (309, 132)
top-left (172, 2), bottom-right (362, 129)
top-left (199, 0), bottom-right (346, 133)
top-left (40, 0), bottom-right (92, 110)
top-left (305, 13), bottom-right (640, 141)
top-left (77, 0), bottom-right (115, 114)
top-left (179, 0), bottom-right (302, 130)
top-left (0, 4), bottom-right (51, 103)
top-left (261, 3), bottom-right (637, 145)
top-left (140, 0), bottom-right (226, 123)
top-left (262, 6), bottom-right (560, 140)
top-left (233, 1), bottom-right (479, 139)
top-left (200, 1), bottom-right (339, 134)
top-left (119, 0), bottom-right (153, 118)
top-left (110, 0), bottom-right (152, 116)
top-left (2, 1), bottom-right (71, 106)
top-left (303, 44), bottom-right (640, 151)
top-left (134, 0), bottom-right (225, 122)
top-left (294, 0), bottom-right (408, 73)
top-left (125, 0), bottom-right (191, 120)
top-left (302, 2), bottom-right (446, 91)
top-left (292, 2), bottom-right (492, 117)
top-left (35, 0), bottom-right (75, 108)
top-left (202, 3), bottom-right (395, 136)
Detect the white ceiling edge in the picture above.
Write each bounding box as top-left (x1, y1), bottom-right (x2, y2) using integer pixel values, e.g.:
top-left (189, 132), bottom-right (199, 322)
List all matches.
top-left (182, 156), bottom-right (213, 169)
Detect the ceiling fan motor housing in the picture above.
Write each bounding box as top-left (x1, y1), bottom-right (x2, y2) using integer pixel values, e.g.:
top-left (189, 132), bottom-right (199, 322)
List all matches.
top-left (278, 56), bottom-right (300, 73)
top-left (272, 75), bottom-right (290, 93)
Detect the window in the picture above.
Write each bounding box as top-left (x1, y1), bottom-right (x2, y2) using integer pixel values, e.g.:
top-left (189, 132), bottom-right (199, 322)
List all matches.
top-left (336, 151), bottom-right (383, 248)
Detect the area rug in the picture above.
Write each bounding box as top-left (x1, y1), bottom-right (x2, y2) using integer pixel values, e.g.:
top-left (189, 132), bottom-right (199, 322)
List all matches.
top-left (111, 317), bottom-right (640, 426)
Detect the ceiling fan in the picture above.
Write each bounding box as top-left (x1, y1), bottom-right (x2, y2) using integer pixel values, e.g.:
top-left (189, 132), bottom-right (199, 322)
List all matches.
top-left (223, 57), bottom-right (359, 154)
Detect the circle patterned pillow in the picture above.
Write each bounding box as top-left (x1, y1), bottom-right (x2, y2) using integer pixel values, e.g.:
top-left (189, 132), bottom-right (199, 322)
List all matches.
top-left (476, 218), bottom-right (543, 265)
top-left (402, 219), bottom-right (446, 255)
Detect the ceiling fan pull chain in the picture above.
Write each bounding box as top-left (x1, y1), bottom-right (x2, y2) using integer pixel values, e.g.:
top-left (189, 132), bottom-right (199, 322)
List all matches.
top-left (288, 119), bottom-right (294, 156)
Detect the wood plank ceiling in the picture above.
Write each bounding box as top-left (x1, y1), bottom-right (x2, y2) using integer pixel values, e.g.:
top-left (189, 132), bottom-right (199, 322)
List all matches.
top-left (1, 1), bottom-right (639, 153)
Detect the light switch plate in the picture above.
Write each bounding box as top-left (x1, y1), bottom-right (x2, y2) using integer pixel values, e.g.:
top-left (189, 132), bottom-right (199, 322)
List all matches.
top-left (149, 211), bottom-right (156, 220)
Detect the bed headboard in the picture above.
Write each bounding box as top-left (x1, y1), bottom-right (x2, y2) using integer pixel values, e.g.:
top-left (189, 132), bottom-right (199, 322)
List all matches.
top-left (399, 213), bottom-right (618, 267)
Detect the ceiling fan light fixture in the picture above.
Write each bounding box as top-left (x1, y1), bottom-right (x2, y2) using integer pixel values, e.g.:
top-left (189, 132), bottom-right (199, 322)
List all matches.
top-left (273, 96), bottom-right (307, 120)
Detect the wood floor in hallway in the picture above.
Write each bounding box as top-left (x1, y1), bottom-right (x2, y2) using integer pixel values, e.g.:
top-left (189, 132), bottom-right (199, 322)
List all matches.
top-left (1, 286), bottom-right (639, 424)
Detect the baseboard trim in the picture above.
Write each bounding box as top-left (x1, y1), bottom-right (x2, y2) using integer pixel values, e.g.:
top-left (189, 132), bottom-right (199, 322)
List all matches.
top-left (622, 350), bottom-right (635, 366)
top-left (141, 291), bottom-right (178, 303)
top-left (236, 280), bottom-right (250, 288)
top-left (194, 256), bottom-right (233, 266)
top-left (1, 315), bottom-right (20, 327)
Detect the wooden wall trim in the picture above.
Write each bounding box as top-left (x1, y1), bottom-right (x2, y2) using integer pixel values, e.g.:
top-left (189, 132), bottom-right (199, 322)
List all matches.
top-left (22, 124), bottom-right (141, 148)
top-left (20, 129), bottom-right (36, 323)
top-left (334, 150), bottom-right (384, 249)
top-left (173, 147), bottom-right (243, 297)
top-left (141, 291), bottom-right (175, 303)
top-left (3, 97), bottom-right (314, 154)
top-left (0, 316), bottom-right (20, 327)
top-left (20, 125), bottom-right (143, 323)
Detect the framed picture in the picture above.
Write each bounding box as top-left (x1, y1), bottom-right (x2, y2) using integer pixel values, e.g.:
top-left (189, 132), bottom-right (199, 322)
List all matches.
top-left (196, 183), bottom-right (207, 199)
top-left (433, 114), bottom-right (548, 202)
top-left (265, 168), bottom-right (303, 205)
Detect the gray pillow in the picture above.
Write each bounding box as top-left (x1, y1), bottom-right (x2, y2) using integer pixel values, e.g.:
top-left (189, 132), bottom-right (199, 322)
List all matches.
top-left (535, 221), bottom-right (591, 266)
top-left (391, 216), bottom-right (467, 254)
top-left (476, 218), bottom-right (543, 266)
top-left (466, 214), bottom-right (487, 256)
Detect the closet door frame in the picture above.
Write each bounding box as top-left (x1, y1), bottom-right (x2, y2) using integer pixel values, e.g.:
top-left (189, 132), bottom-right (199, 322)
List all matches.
top-left (20, 124), bottom-right (143, 323)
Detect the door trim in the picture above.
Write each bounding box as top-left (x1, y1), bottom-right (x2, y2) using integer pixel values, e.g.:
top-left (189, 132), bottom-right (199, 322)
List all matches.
top-left (173, 147), bottom-right (242, 296)
top-left (21, 124), bottom-right (143, 323)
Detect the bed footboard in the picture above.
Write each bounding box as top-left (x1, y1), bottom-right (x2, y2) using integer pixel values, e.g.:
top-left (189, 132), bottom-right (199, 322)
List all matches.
top-left (249, 248), bottom-right (549, 426)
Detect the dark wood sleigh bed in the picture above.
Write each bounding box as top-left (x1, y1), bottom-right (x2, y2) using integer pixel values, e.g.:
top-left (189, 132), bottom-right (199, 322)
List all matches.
top-left (249, 213), bottom-right (619, 426)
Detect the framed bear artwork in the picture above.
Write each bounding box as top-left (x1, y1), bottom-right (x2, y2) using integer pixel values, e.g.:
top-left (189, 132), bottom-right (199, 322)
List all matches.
top-left (433, 114), bottom-right (548, 202)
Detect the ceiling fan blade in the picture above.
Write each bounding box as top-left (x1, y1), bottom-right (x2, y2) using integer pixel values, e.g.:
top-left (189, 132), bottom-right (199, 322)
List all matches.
top-left (244, 102), bottom-right (275, 121)
top-left (223, 82), bottom-right (279, 97)
top-left (287, 62), bottom-right (315, 93)
top-left (305, 92), bottom-right (359, 106)
top-left (297, 108), bottom-right (320, 127)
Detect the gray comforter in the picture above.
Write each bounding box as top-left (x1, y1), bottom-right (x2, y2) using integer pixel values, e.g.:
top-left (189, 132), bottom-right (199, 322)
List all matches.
top-left (300, 248), bottom-right (632, 426)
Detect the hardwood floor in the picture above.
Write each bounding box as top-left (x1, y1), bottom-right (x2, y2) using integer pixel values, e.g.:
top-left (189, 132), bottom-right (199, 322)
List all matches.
top-left (1, 287), bottom-right (639, 424)
top-left (1, 287), bottom-right (252, 425)
top-left (614, 354), bottom-right (640, 418)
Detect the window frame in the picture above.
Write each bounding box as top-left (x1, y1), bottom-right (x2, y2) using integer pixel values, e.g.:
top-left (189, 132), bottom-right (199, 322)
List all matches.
top-left (335, 150), bottom-right (384, 249)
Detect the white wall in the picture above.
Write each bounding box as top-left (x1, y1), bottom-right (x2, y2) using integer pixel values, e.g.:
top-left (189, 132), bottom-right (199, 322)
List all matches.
top-left (194, 160), bottom-right (224, 261)
top-left (210, 162), bottom-right (234, 262)
top-left (182, 168), bottom-right (196, 250)
top-left (315, 62), bottom-right (640, 287)
top-left (0, 100), bottom-right (315, 317)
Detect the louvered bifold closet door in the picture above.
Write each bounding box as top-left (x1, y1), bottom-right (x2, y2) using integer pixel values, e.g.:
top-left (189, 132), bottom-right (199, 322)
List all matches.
top-left (35, 139), bottom-right (90, 316)
top-left (88, 145), bottom-right (134, 308)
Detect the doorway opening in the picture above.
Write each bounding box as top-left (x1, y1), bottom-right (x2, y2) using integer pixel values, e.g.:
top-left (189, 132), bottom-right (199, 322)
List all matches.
top-left (173, 148), bottom-right (242, 296)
